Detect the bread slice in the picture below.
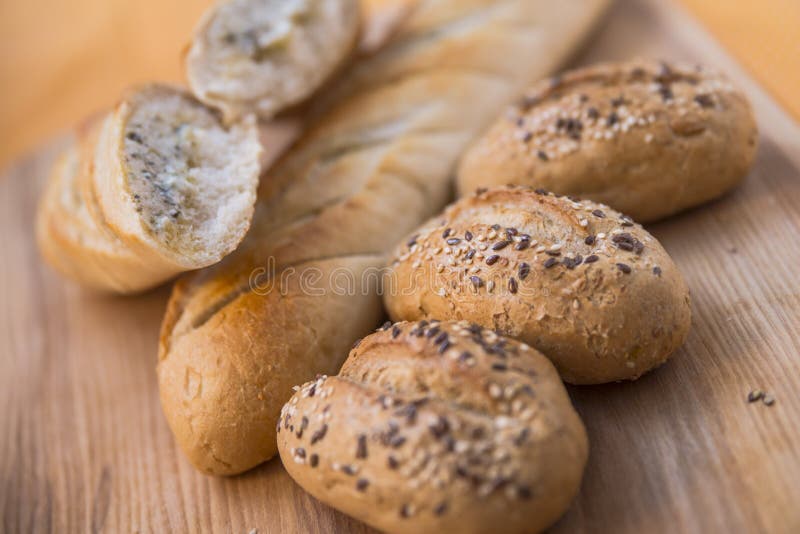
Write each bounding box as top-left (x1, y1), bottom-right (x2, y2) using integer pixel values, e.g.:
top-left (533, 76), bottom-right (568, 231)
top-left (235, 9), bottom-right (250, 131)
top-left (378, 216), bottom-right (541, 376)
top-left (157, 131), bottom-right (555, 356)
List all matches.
top-left (185, 0), bottom-right (360, 122)
top-left (36, 84), bottom-right (262, 293)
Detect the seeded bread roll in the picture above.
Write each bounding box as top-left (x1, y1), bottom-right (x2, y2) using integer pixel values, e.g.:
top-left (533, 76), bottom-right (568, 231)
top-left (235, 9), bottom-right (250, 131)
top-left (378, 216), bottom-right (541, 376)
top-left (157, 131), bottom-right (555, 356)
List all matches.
top-left (186, 0), bottom-right (360, 122)
top-left (457, 59), bottom-right (758, 222)
top-left (277, 320), bottom-right (588, 534)
top-left (36, 84), bottom-right (262, 293)
top-left (158, 0), bottom-right (611, 475)
top-left (383, 186), bottom-right (691, 384)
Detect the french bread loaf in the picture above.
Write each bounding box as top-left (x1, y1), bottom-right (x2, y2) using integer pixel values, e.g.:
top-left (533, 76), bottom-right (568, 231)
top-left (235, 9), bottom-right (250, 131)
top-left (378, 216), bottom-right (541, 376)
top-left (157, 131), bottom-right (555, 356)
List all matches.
top-left (277, 320), bottom-right (588, 534)
top-left (383, 186), bottom-right (692, 384)
top-left (457, 59), bottom-right (758, 222)
top-left (158, 0), bottom-right (611, 475)
top-left (36, 84), bottom-right (262, 293)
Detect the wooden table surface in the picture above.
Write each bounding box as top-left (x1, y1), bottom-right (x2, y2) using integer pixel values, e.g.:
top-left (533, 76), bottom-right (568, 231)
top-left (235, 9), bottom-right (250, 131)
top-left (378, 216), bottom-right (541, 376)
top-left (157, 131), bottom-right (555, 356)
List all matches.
top-left (2, 0), bottom-right (799, 532)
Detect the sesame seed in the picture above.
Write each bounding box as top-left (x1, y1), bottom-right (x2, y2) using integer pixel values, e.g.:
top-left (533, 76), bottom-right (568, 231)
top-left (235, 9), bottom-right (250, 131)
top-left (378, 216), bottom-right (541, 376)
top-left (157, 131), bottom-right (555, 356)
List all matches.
top-left (612, 233), bottom-right (644, 254)
top-left (584, 254), bottom-right (599, 264)
top-left (446, 238), bottom-right (461, 246)
top-left (563, 255), bottom-right (583, 269)
top-left (341, 464), bottom-right (357, 476)
top-left (508, 278), bottom-right (518, 294)
top-left (295, 447), bottom-right (306, 459)
top-left (694, 93), bottom-right (714, 108)
top-left (517, 486), bottom-right (532, 500)
top-left (309, 454), bottom-right (319, 467)
top-left (585, 235), bottom-right (596, 245)
top-left (592, 209), bottom-right (606, 218)
top-left (392, 326), bottom-right (401, 338)
top-left (492, 240), bottom-right (511, 251)
top-left (537, 150), bottom-right (548, 161)
top-left (310, 424), bottom-right (328, 445)
top-left (485, 255), bottom-right (500, 266)
top-left (616, 263), bottom-right (632, 274)
top-left (518, 262), bottom-right (530, 280)
top-left (465, 231), bottom-right (473, 241)
top-left (356, 435), bottom-right (367, 459)
top-left (442, 228), bottom-right (451, 238)
top-left (356, 479), bottom-right (369, 492)
top-left (544, 257), bottom-right (557, 269)
top-left (763, 394), bottom-right (776, 406)
top-left (653, 266), bottom-right (662, 276)
top-left (747, 390), bottom-right (764, 403)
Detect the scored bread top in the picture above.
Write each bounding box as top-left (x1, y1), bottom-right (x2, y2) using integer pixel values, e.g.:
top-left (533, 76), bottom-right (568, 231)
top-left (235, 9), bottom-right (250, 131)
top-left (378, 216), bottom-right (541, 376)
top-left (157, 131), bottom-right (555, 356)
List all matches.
top-left (277, 320), bottom-right (588, 534)
top-left (457, 58), bottom-right (758, 222)
top-left (186, 0), bottom-right (360, 121)
top-left (384, 186), bottom-right (692, 384)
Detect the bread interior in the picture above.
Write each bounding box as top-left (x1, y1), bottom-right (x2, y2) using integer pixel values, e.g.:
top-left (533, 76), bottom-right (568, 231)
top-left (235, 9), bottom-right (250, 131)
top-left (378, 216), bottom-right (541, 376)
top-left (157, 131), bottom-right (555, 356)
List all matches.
top-left (122, 87), bottom-right (258, 263)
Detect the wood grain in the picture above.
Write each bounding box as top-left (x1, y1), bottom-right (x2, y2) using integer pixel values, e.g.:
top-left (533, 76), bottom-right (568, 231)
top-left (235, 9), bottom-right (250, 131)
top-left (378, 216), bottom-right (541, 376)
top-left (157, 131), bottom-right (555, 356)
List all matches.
top-left (2, 0), bottom-right (800, 532)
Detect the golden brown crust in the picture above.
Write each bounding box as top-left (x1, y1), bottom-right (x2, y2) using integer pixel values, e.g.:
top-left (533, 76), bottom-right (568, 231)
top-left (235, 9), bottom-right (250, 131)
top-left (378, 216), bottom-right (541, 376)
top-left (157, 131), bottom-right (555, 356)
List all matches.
top-left (157, 0), bottom-right (611, 475)
top-left (383, 186), bottom-right (692, 384)
top-left (35, 125), bottom-right (176, 293)
top-left (35, 84), bottom-right (262, 294)
top-left (457, 58), bottom-right (758, 222)
top-left (277, 320), bottom-right (588, 534)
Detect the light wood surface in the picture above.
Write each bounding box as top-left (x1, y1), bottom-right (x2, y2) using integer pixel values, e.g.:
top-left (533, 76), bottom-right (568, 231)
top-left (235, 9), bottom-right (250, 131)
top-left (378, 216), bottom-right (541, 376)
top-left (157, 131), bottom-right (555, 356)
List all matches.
top-left (2, 0), bottom-right (800, 532)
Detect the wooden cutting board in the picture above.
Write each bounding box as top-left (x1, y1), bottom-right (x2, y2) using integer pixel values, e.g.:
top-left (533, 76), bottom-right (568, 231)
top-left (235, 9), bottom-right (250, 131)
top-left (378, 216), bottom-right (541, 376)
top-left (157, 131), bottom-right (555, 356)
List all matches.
top-left (2, 0), bottom-right (799, 532)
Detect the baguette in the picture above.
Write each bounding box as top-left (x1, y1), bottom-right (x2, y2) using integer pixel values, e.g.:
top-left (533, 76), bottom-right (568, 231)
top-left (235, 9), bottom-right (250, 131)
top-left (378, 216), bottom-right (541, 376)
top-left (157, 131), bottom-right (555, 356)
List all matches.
top-left (277, 320), bottom-right (588, 534)
top-left (36, 84), bottom-right (262, 293)
top-left (158, 0), bottom-right (610, 475)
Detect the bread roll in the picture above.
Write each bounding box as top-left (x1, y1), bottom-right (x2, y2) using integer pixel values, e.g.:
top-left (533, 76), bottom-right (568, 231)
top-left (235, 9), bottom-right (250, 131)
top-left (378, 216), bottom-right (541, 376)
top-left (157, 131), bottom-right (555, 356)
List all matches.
top-left (457, 59), bottom-right (758, 222)
top-left (383, 186), bottom-right (691, 384)
top-left (36, 84), bottom-right (262, 293)
top-left (277, 320), bottom-right (588, 534)
top-left (185, 0), bottom-right (360, 122)
top-left (158, 0), bottom-right (611, 475)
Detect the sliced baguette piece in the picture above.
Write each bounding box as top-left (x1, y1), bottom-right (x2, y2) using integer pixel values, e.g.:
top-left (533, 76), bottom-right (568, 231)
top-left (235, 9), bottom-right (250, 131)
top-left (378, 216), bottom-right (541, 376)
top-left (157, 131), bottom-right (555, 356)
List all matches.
top-left (186, 0), bottom-right (361, 122)
top-left (36, 123), bottom-right (174, 293)
top-left (36, 84), bottom-right (262, 293)
top-left (158, 0), bottom-right (611, 475)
